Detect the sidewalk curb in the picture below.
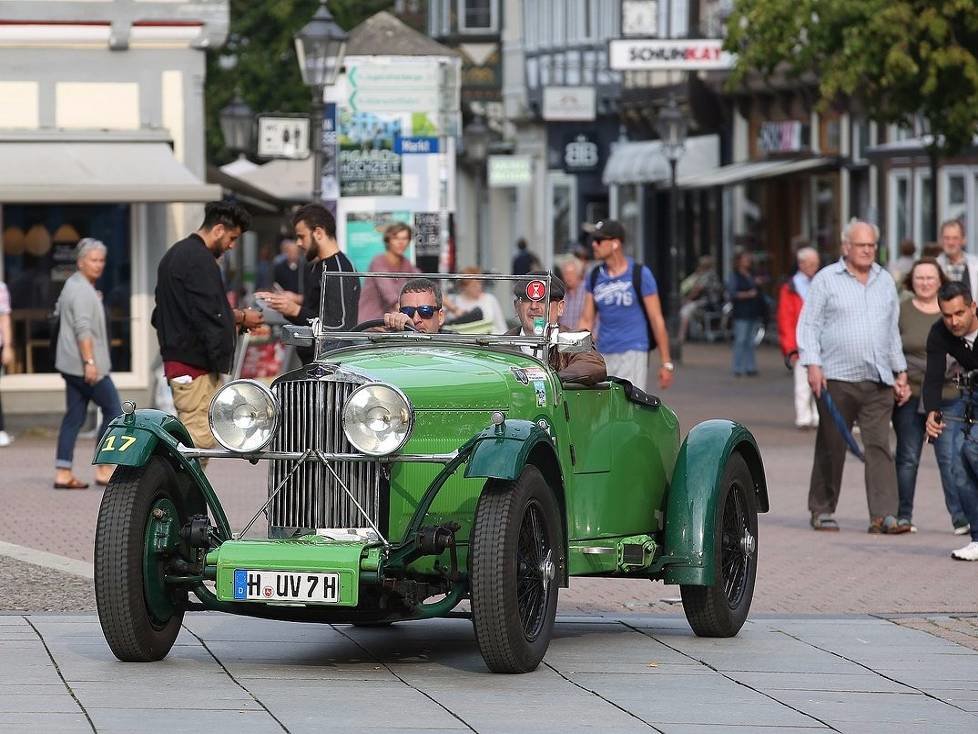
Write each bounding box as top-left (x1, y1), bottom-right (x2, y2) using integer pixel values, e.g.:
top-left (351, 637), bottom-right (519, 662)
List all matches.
top-left (0, 540), bottom-right (94, 579)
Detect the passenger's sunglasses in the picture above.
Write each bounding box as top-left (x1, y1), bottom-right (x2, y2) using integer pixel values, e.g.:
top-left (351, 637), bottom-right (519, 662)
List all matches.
top-left (399, 305), bottom-right (439, 319)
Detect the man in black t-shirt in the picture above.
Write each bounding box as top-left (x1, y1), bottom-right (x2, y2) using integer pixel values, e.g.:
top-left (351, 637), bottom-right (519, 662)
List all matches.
top-left (256, 204), bottom-right (359, 363)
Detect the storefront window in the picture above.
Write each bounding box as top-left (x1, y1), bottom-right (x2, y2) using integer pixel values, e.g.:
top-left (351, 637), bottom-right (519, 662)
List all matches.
top-left (1, 204), bottom-right (131, 375)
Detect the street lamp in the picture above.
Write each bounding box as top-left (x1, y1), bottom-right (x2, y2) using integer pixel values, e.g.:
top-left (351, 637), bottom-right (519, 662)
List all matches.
top-left (463, 115), bottom-right (491, 268)
top-left (219, 94), bottom-right (254, 158)
top-left (656, 96), bottom-right (688, 356)
top-left (294, 1), bottom-right (347, 201)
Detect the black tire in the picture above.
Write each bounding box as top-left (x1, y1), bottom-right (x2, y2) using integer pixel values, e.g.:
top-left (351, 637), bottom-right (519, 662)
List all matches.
top-left (680, 453), bottom-right (758, 637)
top-left (95, 456), bottom-right (193, 661)
top-left (470, 465), bottom-right (562, 673)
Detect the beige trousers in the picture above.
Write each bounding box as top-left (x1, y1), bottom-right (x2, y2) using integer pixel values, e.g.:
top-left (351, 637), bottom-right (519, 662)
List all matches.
top-left (169, 373), bottom-right (220, 450)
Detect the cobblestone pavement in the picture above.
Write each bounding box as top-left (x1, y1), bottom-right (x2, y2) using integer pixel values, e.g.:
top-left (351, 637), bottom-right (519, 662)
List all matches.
top-left (2, 612), bottom-right (977, 733)
top-left (2, 344), bottom-right (977, 615)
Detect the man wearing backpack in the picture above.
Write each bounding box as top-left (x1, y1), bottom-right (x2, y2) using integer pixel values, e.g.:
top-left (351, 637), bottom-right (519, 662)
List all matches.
top-left (578, 220), bottom-right (674, 390)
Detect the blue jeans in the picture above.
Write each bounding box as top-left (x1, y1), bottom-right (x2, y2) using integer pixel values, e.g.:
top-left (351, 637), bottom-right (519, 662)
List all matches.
top-left (55, 373), bottom-right (122, 469)
top-left (731, 318), bottom-right (759, 375)
top-left (956, 422), bottom-right (978, 542)
top-left (893, 398), bottom-right (969, 522)
top-left (931, 398), bottom-right (974, 527)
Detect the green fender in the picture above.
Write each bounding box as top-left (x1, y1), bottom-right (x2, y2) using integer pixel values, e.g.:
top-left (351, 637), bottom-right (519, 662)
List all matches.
top-left (463, 420), bottom-right (556, 481)
top-left (92, 409), bottom-right (233, 540)
top-left (661, 419), bottom-right (768, 586)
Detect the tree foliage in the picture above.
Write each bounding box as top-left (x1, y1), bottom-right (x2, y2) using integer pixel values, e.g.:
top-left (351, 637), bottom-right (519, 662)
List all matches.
top-left (724, 0), bottom-right (978, 156)
top-left (205, 0), bottom-right (393, 165)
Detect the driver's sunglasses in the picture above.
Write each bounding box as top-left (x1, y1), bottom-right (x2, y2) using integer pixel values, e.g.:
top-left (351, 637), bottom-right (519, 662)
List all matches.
top-left (399, 305), bottom-right (440, 319)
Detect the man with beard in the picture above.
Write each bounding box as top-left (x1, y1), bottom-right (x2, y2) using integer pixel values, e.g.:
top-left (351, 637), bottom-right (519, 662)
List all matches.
top-left (256, 203), bottom-right (359, 362)
top-left (153, 201), bottom-right (263, 451)
top-left (923, 280), bottom-right (978, 560)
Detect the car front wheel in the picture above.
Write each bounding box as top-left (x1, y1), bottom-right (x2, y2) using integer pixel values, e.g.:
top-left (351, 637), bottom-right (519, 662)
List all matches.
top-left (470, 465), bottom-right (562, 673)
top-left (95, 456), bottom-right (195, 661)
top-left (680, 453), bottom-right (758, 637)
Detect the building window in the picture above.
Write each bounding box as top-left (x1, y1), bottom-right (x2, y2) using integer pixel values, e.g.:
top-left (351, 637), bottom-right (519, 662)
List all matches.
top-left (888, 170), bottom-right (911, 260)
top-left (1, 203), bottom-right (131, 375)
top-left (659, 0), bottom-right (689, 38)
top-left (428, 0), bottom-right (451, 36)
top-left (458, 0), bottom-right (498, 33)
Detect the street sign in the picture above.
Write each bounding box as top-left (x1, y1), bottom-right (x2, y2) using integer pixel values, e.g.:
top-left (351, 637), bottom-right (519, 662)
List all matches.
top-left (542, 87), bottom-right (596, 121)
top-left (257, 116), bottom-right (310, 159)
top-left (488, 155), bottom-right (533, 187)
top-left (608, 38), bottom-right (735, 71)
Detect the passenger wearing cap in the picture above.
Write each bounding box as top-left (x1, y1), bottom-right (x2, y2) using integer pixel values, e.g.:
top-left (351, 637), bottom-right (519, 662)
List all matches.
top-left (508, 271), bottom-right (607, 386)
top-left (382, 278), bottom-right (445, 334)
top-left (579, 219), bottom-right (673, 390)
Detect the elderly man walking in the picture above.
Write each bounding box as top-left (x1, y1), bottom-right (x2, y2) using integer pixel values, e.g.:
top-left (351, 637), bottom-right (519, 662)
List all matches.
top-left (797, 220), bottom-right (911, 534)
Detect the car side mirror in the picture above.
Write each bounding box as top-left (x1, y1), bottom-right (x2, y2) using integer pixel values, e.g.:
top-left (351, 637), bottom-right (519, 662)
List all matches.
top-left (555, 331), bottom-right (593, 354)
top-left (280, 324), bottom-right (315, 348)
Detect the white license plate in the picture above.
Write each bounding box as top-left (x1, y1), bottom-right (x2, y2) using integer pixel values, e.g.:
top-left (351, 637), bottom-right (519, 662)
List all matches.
top-left (233, 570), bottom-right (340, 603)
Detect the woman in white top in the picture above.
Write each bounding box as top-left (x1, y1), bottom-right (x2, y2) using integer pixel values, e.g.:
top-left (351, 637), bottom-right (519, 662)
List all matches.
top-left (445, 266), bottom-right (508, 333)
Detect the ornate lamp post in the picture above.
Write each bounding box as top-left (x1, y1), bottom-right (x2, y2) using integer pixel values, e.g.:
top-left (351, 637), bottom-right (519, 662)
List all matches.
top-left (656, 97), bottom-right (688, 354)
top-left (294, 1), bottom-right (347, 201)
top-left (219, 94), bottom-right (254, 159)
top-left (463, 115), bottom-right (491, 268)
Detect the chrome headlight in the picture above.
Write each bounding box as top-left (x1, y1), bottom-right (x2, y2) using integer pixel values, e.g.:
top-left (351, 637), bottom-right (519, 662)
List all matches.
top-left (342, 383), bottom-right (413, 456)
top-left (208, 380), bottom-right (279, 453)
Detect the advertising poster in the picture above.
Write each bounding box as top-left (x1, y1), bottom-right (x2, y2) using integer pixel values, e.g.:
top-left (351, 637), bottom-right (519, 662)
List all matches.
top-left (345, 211), bottom-right (412, 273)
top-left (412, 212), bottom-right (441, 257)
top-left (321, 102), bottom-right (339, 213)
top-left (338, 110), bottom-right (402, 197)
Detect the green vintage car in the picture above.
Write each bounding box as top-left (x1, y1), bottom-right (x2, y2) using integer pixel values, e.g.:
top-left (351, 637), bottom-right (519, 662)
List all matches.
top-left (93, 273), bottom-right (768, 673)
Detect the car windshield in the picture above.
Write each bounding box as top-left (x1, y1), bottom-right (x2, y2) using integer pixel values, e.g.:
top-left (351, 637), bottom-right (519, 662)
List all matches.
top-left (312, 271), bottom-right (564, 349)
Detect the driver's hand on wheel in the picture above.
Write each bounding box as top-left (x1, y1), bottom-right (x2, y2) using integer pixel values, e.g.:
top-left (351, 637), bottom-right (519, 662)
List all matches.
top-left (383, 311), bottom-right (412, 331)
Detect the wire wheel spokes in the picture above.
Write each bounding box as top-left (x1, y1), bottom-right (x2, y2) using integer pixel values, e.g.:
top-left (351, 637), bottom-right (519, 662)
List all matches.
top-left (720, 482), bottom-right (752, 608)
top-left (516, 501), bottom-right (550, 641)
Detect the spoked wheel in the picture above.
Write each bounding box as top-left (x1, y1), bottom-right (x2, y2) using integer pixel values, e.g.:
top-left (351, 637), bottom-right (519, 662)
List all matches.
top-left (680, 453), bottom-right (758, 637)
top-left (95, 456), bottom-right (199, 661)
top-left (470, 465), bottom-right (562, 673)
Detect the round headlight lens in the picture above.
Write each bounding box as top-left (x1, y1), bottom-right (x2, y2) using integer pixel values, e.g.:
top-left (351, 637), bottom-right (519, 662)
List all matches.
top-left (342, 383), bottom-right (413, 456)
top-left (208, 380), bottom-right (279, 453)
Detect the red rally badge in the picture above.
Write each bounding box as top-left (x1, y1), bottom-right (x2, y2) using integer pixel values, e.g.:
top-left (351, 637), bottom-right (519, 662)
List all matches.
top-left (526, 280), bottom-right (546, 302)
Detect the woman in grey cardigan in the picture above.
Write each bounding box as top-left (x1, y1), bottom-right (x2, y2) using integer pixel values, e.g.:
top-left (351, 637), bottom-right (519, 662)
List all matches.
top-left (53, 238), bottom-right (121, 489)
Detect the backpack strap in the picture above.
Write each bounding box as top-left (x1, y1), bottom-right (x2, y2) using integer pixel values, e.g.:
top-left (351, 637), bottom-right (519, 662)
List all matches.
top-left (589, 264), bottom-right (600, 292)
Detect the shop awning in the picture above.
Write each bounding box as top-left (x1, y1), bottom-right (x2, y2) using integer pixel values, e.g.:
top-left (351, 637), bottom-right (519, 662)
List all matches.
top-left (602, 134), bottom-right (719, 186)
top-left (0, 140), bottom-right (220, 203)
top-left (679, 156), bottom-right (836, 189)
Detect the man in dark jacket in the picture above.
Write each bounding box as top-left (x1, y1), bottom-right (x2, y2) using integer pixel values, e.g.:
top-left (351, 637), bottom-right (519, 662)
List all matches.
top-left (152, 201), bottom-right (262, 451)
top-left (508, 271), bottom-right (607, 386)
top-left (256, 203), bottom-right (359, 363)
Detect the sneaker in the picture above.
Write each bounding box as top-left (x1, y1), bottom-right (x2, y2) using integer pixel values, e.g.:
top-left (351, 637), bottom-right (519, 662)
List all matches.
top-left (811, 512), bottom-right (839, 531)
top-left (951, 541), bottom-right (978, 561)
top-left (884, 515), bottom-right (910, 534)
top-left (868, 517), bottom-right (885, 534)
top-left (896, 517), bottom-right (916, 533)
top-left (953, 521), bottom-right (971, 536)
top-left (0, 430), bottom-right (11, 447)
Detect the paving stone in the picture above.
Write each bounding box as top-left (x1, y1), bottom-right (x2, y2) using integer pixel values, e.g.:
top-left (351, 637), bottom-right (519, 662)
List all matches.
top-left (0, 712), bottom-right (93, 733)
top-left (85, 708), bottom-right (284, 734)
top-left (771, 689), bottom-right (978, 727)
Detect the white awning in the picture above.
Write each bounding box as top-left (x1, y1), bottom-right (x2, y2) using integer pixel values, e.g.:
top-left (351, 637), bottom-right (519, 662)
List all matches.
top-left (231, 158), bottom-right (313, 203)
top-left (679, 157), bottom-right (835, 189)
top-left (0, 140), bottom-right (220, 203)
top-left (602, 134), bottom-right (720, 186)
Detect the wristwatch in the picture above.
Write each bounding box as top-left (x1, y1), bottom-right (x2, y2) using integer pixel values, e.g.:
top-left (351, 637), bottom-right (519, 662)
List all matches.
top-left (662, 361), bottom-right (675, 372)
top-left (84, 358), bottom-right (95, 366)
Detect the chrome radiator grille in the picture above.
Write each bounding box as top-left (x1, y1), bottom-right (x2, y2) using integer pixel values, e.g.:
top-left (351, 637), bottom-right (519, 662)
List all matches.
top-left (267, 379), bottom-right (384, 533)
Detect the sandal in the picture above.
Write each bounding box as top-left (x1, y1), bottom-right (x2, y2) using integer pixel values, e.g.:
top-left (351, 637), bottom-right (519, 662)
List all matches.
top-left (811, 513), bottom-right (839, 531)
top-left (53, 477), bottom-right (89, 490)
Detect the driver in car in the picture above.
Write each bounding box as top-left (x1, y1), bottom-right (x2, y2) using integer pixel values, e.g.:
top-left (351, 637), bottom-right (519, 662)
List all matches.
top-left (509, 272), bottom-right (607, 386)
top-left (382, 278), bottom-right (445, 334)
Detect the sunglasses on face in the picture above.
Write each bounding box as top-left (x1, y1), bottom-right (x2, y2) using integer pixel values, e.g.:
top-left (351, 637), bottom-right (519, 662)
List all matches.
top-left (399, 305), bottom-right (439, 319)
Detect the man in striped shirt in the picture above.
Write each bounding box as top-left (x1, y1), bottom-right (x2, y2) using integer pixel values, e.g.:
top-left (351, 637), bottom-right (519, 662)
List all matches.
top-left (797, 220), bottom-right (910, 534)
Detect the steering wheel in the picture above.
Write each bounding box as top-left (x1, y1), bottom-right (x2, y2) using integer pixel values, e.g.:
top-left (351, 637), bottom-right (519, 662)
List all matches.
top-left (351, 318), bottom-right (419, 333)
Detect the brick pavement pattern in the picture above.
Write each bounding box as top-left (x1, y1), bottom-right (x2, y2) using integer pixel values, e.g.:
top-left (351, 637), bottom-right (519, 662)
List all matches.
top-left (1, 344), bottom-right (976, 615)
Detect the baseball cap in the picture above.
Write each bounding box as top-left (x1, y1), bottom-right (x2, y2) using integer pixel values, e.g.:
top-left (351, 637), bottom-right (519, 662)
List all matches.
top-left (590, 219), bottom-right (626, 241)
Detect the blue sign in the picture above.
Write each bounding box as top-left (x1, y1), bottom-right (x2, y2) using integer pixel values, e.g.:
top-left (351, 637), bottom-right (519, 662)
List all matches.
top-left (395, 136), bottom-right (439, 154)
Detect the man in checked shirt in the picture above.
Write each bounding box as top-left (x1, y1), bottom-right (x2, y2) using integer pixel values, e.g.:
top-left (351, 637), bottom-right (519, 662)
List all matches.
top-left (797, 220), bottom-right (911, 534)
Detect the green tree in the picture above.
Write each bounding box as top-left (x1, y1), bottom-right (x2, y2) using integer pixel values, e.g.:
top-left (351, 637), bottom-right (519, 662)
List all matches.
top-left (725, 0), bottom-right (978, 236)
top-left (206, 0), bottom-right (393, 165)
